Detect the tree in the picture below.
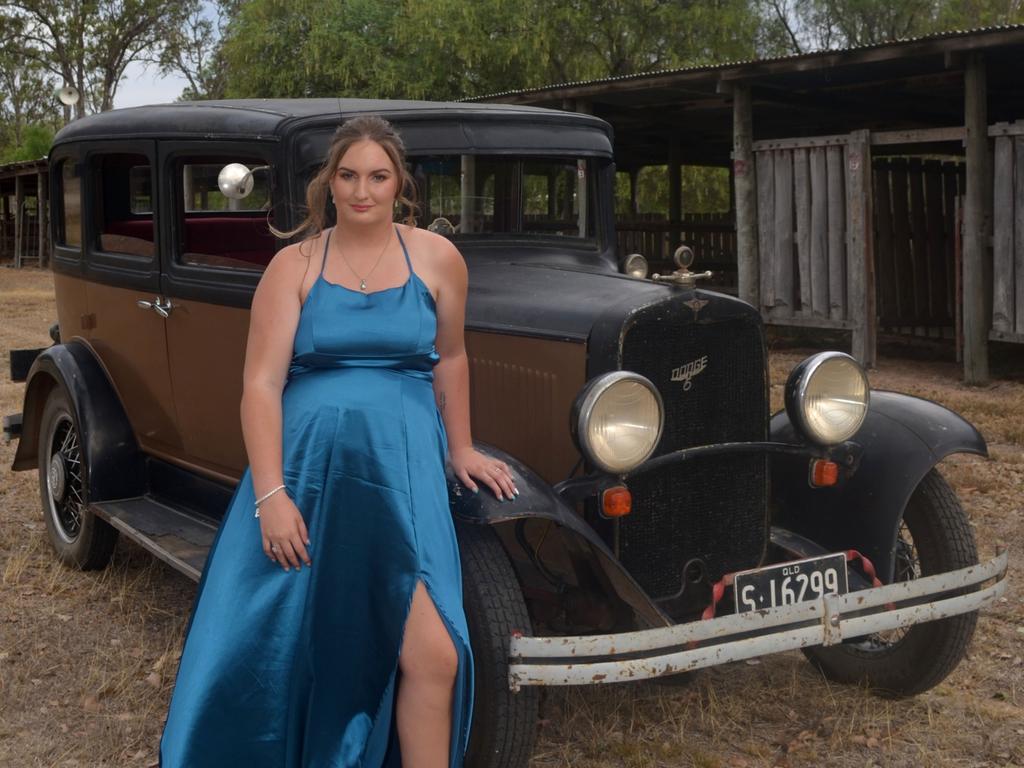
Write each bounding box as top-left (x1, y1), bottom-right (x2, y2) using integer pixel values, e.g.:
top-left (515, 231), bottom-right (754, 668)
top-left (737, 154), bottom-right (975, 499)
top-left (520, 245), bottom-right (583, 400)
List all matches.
top-left (759, 0), bottom-right (1024, 54)
top-left (220, 0), bottom-right (766, 102)
top-left (1, 0), bottom-right (189, 117)
top-left (0, 12), bottom-right (59, 158)
top-left (221, 0), bottom-right (407, 98)
top-left (159, 0), bottom-right (233, 100)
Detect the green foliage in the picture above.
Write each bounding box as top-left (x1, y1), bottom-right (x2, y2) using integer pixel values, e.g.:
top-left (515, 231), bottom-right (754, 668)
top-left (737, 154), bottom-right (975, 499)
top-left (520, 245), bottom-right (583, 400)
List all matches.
top-left (0, 123), bottom-right (54, 163)
top-left (615, 165), bottom-right (731, 216)
top-left (222, 0), bottom-right (407, 98)
top-left (759, 0), bottom-right (1024, 54)
top-left (221, 0), bottom-right (765, 101)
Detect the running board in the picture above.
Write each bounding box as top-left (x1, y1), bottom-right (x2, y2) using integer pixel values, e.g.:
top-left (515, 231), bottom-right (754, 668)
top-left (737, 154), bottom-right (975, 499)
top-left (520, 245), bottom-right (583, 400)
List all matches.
top-left (91, 496), bottom-right (217, 582)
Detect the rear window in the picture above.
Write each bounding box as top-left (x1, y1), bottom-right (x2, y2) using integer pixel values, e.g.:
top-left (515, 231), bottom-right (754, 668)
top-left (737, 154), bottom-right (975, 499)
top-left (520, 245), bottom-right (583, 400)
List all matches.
top-left (92, 152), bottom-right (154, 260)
top-left (58, 159), bottom-right (82, 248)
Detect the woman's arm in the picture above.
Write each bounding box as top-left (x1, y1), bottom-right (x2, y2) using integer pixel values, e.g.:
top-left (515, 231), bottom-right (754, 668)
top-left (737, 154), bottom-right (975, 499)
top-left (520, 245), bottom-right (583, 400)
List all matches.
top-left (431, 237), bottom-right (517, 501)
top-left (240, 242), bottom-right (312, 569)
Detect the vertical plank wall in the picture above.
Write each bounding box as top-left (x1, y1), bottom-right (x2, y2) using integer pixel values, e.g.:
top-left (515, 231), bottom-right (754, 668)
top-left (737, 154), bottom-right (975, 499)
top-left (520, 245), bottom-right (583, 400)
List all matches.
top-left (873, 158), bottom-right (962, 330)
top-left (753, 140), bottom-right (852, 325)
top-left (992, 124), bottom-right (1024, 338)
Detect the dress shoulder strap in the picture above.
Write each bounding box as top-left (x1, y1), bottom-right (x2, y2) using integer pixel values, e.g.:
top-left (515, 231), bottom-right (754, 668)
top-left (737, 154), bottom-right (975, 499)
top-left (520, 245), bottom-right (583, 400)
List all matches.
top-left (394, 226), bottom-right (414, 277)
top-left (319, 229), bottom-right (332, 277)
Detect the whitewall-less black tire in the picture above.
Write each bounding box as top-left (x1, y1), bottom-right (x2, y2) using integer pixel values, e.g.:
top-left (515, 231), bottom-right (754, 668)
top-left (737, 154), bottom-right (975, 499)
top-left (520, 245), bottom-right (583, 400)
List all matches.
top-left (458, 522), bottom-right (539, 768)
top-left (804, 468), bottom-right (978, 696)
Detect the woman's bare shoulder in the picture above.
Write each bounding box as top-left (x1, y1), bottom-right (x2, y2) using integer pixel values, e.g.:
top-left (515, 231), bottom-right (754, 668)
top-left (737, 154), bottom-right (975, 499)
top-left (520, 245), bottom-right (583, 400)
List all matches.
top-left (259, 235), bottom-right (323, 292)
top-left (399, 224), bottom-right (464, 271)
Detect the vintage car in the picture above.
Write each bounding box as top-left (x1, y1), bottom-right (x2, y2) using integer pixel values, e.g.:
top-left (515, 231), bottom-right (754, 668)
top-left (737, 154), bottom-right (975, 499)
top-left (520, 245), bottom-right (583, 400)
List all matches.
top-left (4, 98), bottom-right (1008, 768)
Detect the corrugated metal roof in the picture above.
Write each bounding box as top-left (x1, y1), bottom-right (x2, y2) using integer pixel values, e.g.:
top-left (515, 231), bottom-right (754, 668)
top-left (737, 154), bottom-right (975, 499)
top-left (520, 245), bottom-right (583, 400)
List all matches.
top-left (0, 157), bottom-right (48, 175)
top-left (465, 23), bottom-right (1024, 101)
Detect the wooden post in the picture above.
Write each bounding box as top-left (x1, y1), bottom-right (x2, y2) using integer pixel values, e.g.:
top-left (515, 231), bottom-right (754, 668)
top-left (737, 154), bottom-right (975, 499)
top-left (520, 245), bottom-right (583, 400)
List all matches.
top-left (963, 53), bottom-right (991, 383)
top-left (669, 142), bottom-right (681, 254)
top-left (37, 170), bottom-right (48, 267)
top-left (0, 187), bottom-right (8, 261)
top-left (732, 84), bottom-right (759, 308)
top-left (992, 133), bottom-right (1012, 332)
top-left (14, 174), bottom-right (23, 268)
top-left (846, 130), bottom-right (876, 366)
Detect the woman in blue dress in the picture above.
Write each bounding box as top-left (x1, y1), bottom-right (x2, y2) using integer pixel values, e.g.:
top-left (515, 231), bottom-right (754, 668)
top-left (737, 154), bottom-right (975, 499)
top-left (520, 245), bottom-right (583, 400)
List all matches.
top-left (159, 116), bottom-right (517, 767)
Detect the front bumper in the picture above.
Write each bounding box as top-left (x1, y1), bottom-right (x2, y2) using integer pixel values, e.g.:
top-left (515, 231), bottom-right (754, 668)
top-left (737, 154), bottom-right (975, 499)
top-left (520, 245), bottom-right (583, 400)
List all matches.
top-left (508, 551), bottom-right (1008, 690)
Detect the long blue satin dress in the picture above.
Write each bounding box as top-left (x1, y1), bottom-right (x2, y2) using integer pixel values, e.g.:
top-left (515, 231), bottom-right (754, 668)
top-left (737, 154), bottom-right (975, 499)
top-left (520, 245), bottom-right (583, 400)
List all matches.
top-left (160, 226), bottom-right (474, 767)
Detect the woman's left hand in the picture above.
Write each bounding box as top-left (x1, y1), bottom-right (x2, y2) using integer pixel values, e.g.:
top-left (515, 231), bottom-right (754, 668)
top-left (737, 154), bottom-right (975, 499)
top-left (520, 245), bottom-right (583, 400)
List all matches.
top-left (450, 446), bottom-right (518, 501)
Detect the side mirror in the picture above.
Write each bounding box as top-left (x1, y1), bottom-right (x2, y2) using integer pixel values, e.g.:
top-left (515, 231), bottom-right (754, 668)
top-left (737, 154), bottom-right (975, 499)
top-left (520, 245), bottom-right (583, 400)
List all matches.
top-left (218, 163), bottom-right (265, 200)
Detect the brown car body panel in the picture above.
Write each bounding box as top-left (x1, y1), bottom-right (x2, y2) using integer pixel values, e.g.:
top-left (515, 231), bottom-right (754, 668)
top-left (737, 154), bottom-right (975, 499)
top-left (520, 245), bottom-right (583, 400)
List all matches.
top-left (164, 298), bottom-right (250, 479)
top-left (57, 276), bottom-right (183, 453)
top-left (465, 330), bottom-right (585, 485)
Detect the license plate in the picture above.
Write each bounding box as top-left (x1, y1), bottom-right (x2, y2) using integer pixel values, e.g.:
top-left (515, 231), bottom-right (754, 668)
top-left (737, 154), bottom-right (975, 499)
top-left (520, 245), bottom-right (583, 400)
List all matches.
top-left (734, 553), bottom-right (848, 614)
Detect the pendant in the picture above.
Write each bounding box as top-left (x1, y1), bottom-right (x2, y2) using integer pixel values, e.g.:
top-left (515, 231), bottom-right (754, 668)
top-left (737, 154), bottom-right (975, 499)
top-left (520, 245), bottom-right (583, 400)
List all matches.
top-left (360, 280), bottom-right (367, 291)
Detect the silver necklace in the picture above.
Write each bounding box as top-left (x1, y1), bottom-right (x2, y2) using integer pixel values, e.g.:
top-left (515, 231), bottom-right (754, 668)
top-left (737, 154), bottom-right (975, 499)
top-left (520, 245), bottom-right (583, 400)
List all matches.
top-left (335, 227), bottom-right (392, 292)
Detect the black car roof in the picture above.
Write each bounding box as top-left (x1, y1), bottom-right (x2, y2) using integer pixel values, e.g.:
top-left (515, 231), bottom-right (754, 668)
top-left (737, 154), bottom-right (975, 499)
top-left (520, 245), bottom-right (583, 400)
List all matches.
top-left (52, 98), bottom-right (614, 152)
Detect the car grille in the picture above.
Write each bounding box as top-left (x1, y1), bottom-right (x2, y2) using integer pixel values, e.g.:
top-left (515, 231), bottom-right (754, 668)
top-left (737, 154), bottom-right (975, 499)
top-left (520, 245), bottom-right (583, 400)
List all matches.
top-left (618, 309), bottom-right (768, 600)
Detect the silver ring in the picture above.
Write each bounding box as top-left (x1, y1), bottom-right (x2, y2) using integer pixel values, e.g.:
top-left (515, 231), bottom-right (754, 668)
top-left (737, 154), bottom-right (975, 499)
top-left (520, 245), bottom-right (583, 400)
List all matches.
top-left (271, 544), bottom-right (280, 552)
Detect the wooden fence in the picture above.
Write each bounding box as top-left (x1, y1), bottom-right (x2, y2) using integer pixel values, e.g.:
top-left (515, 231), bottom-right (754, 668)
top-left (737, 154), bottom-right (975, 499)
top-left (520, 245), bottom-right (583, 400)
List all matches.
top-left (992, 121), bottom-right (1024, 341)
top-left (874, 158), bottom-right (963, 330)
top-left (751, 131), bottom-right (874, 363)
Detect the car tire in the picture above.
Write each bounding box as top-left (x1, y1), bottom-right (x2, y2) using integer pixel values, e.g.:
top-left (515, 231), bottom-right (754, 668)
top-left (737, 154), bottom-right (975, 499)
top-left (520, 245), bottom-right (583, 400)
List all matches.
top-left (37, 385), bottom-right (118, 569)
top-left (803, 468), bottom-right (978, 697)
top-left (458, 522), bottom-right (539, 768)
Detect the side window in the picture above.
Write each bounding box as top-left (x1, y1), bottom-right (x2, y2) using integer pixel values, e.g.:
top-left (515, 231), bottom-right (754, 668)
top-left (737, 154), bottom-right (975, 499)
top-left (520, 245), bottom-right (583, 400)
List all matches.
top-left (58, 159), bottom-right (82, 247)
top-left (174, 156), bottom-right (275, 272)
top-left (92, 153), bottom-right (154, 259)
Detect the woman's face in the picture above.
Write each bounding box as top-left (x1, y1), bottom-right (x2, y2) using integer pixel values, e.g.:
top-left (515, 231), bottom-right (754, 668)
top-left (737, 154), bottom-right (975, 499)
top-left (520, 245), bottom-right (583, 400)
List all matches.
top-left (329, 139), bottom-right (400, 227)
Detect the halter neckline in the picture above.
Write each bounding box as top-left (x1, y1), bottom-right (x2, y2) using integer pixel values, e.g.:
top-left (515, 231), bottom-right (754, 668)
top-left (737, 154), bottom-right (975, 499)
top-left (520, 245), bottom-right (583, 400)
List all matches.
top-left (318, 225), bottom-right (415, 295)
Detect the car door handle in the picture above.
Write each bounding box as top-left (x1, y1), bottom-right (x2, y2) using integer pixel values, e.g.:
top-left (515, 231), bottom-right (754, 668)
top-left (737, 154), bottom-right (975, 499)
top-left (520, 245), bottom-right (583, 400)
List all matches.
top-left (136, 297), bottom-right (175, 318)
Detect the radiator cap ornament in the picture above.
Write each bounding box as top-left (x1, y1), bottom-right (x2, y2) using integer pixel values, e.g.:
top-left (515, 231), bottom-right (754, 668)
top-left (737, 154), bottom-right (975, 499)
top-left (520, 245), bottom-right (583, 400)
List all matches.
top-left (652, 245), bottom-right (712, 288)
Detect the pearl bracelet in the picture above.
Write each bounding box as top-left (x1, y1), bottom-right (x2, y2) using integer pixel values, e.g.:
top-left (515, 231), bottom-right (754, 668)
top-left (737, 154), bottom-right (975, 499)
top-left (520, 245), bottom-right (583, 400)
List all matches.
top-left (254, 484), bottom-right (287, 518)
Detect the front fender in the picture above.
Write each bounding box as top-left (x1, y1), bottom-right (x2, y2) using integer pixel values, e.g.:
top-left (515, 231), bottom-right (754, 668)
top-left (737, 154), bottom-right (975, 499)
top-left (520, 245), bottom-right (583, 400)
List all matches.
top-left (770, 391), bottom-right (986, 581)
top-left (447, 443), bottom-right (669, 629)
top-left (13, 342), bottom-right (144, 501)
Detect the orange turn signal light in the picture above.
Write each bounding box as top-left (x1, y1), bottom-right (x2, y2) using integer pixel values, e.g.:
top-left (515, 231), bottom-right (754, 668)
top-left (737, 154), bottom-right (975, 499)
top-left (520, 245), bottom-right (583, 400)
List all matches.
top-left (810, 459), bottom-right (840, 487)
top-left (602, 486), bottom-right (632, 517)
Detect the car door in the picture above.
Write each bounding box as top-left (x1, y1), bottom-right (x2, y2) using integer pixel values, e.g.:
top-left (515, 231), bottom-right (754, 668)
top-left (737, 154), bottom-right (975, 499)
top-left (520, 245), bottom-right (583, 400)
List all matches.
top-left (77, 140), bottom-right (183, 456)
top-left (157, 140), bottom-right (280, 482)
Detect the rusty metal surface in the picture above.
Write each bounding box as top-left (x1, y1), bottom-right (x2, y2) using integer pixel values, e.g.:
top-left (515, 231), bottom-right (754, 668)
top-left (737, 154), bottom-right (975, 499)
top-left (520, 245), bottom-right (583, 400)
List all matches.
top-left (508, 551), bottom-right (1008, 689)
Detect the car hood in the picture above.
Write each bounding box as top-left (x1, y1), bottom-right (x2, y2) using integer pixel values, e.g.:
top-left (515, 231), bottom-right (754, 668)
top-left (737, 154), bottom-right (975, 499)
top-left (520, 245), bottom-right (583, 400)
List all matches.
top-left (464, 261), bottom-right (752, 341)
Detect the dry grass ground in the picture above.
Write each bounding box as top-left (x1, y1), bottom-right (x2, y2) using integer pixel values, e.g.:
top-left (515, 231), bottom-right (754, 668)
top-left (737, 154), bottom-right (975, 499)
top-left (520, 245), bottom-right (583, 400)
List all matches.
top-left (1, 265), bottom-right (1021, 768)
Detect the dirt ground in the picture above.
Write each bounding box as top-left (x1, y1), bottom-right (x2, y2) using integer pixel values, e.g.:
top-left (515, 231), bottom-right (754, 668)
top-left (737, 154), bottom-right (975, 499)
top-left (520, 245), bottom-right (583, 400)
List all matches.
top-left (1, 265), bottom-right (1021, 768)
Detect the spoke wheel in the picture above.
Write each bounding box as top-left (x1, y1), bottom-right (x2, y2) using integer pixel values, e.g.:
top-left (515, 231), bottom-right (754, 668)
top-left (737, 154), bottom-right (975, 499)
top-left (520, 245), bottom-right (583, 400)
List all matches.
top-left (803, 468), bottom-right (978, 697)
top-left (37, 386), bottom-right (118, 570)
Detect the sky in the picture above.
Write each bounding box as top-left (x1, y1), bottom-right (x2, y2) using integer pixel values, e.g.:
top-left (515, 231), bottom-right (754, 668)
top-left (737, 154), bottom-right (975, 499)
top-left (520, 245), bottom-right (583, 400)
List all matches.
top-left (114, 61), bottom-right (191, 108)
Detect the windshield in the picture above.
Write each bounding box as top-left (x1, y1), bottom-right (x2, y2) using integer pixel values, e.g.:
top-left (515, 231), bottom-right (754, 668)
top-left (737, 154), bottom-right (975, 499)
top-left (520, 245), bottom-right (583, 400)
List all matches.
top-left (409, 155), bottom-right (595, 241)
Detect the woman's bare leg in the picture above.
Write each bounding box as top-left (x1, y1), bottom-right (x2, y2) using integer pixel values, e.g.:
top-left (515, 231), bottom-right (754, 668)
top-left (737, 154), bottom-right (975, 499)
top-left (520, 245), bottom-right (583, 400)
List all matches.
top-left (396, 581), bottom-right (458, 768)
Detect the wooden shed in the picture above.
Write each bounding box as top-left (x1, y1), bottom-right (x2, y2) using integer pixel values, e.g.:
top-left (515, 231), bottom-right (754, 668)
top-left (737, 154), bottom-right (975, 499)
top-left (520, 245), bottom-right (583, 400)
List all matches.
top-left (474, 25), bottom-right (1024, 383)
top-left (0, 158), bottom-right (49, 269)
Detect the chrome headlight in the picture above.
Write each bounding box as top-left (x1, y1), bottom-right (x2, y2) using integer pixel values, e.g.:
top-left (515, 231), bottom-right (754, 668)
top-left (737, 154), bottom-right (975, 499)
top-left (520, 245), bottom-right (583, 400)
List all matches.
top-left (785, 352), bottom-right (870, 445)
top-left (572, 372), bottom-right (664, 474)
top-left (621, 253), bottom-right (648, 279)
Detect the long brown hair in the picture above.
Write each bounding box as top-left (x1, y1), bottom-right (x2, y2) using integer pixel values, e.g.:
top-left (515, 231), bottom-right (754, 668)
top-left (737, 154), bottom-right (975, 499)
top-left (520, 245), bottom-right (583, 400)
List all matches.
top-left (272, 115), bottom-right (418, 247)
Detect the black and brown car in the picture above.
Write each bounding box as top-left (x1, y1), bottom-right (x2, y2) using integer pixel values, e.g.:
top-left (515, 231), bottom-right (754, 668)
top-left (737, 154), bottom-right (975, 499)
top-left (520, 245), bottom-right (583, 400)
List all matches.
top-left (5, 99), bottom-right (1009, 768)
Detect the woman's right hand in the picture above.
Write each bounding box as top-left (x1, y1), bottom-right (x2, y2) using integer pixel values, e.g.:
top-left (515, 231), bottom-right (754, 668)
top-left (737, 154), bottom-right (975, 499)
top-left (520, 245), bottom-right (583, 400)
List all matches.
top-left (258, 493), bottom-right (312, 572)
